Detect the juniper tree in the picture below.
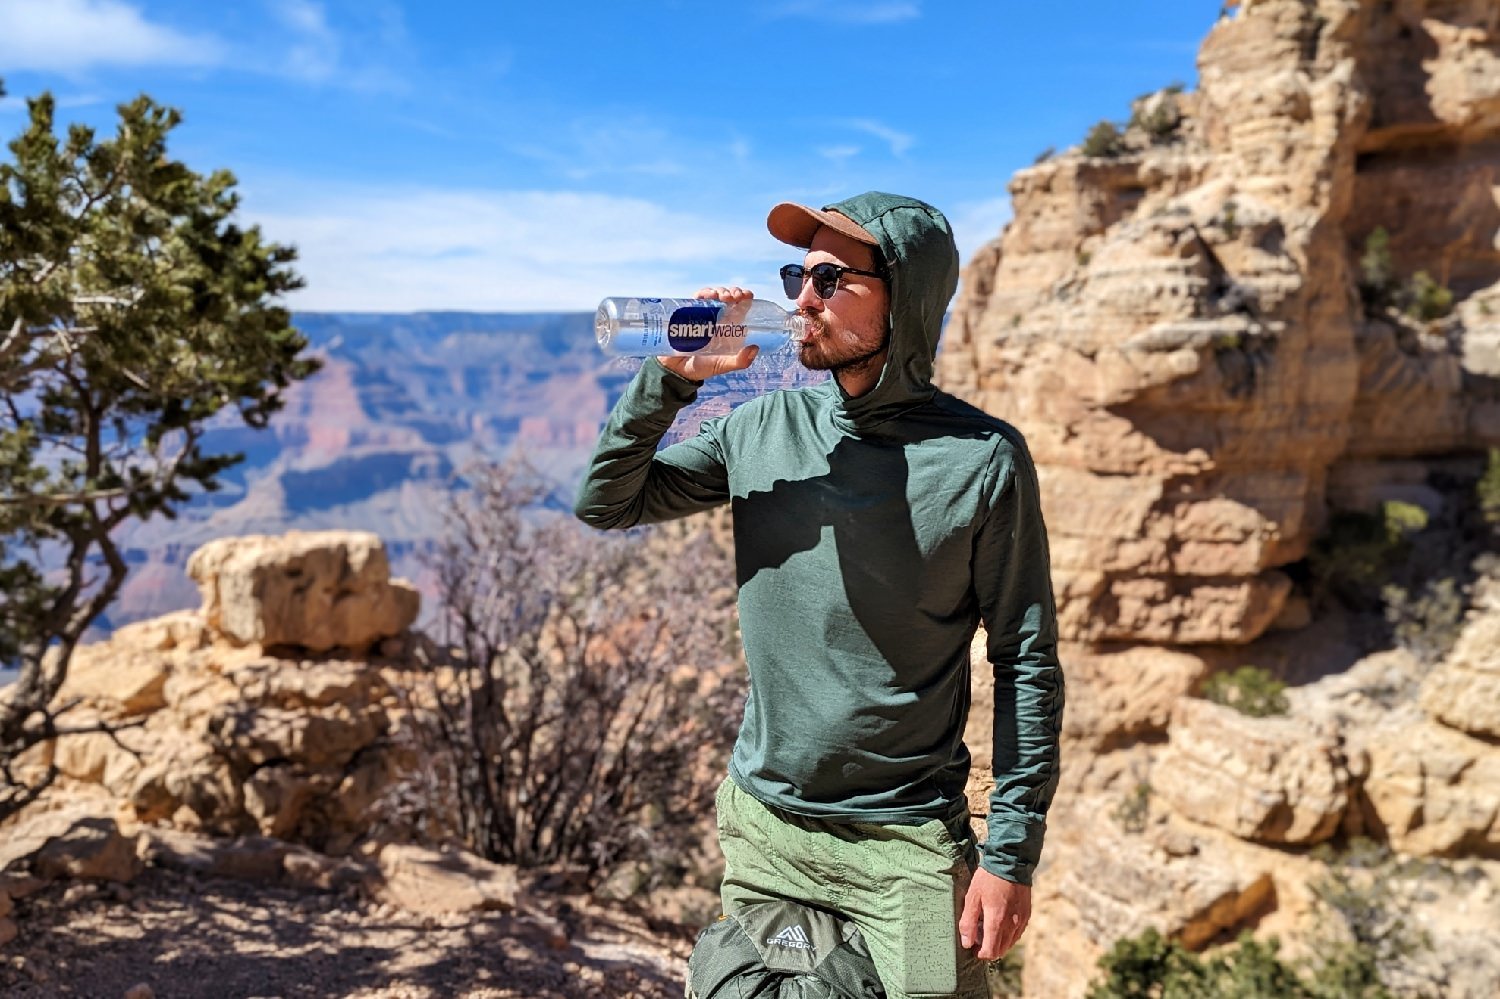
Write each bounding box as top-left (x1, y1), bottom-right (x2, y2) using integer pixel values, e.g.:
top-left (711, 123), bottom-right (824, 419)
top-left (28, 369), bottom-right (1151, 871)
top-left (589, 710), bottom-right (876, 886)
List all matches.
top-left (0, 83), bottom-right (319, 820)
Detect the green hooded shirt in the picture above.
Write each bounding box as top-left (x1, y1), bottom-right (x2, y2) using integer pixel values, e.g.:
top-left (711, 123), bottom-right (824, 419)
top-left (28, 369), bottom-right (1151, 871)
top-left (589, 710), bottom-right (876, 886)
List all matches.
top-left (574, 192), bottom-right (1063, 884)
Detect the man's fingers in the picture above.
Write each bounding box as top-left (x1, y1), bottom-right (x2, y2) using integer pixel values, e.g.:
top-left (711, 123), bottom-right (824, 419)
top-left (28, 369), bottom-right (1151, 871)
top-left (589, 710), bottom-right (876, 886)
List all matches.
top-left (978, 902), bottom-right (1004, 960)
top-left (958, 886), bottom-right (982, 950)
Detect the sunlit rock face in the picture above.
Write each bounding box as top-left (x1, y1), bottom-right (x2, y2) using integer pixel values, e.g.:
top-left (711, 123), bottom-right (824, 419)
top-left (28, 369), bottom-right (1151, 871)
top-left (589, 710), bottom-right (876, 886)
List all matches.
top-left (938, 0), bottom-right (1500, 646)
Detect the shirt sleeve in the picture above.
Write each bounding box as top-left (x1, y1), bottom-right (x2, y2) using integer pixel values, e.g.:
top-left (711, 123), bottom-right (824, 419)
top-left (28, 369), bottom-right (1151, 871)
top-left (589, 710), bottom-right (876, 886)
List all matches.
top-left (971, 435), bottom-right (1064, 885)
top-left (573, 359), bottom-right (732, 529)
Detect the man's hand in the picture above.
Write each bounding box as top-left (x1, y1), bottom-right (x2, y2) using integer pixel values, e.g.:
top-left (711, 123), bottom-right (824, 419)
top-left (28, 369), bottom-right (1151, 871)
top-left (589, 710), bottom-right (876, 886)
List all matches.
top-left (959, 867), bottom-right (1031, 960)
top-left (657, 285), bottom-right (760, 381)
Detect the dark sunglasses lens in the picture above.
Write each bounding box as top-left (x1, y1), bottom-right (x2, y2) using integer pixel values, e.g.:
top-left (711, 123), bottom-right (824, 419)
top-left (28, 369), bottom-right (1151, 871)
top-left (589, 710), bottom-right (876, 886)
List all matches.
top-left (780, 264), bottom-right (805, 300)
top-left (810, 263), bottom-right (841, 299)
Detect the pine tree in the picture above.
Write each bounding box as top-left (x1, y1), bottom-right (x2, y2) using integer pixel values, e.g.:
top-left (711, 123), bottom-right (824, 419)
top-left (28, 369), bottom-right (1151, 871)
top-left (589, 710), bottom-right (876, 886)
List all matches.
top-left (0, 82), bottom-right (320, 819)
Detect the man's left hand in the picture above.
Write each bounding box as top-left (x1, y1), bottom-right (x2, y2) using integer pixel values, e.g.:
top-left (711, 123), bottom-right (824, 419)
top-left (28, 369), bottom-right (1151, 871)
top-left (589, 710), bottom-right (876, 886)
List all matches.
top-left (959, 867), bottom-right (1031, 960)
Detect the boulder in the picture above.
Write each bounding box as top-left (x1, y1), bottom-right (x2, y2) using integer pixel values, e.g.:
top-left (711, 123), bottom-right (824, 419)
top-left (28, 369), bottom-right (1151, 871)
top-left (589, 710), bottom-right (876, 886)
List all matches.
top-left (375, 844), bottom-right (519, 916)
top-left (1361, 712), bottom-right (1500, 857)
top-left (32, 817), bottom-right (141, 883)
top-left (1421, 604), bottom-right (1500, 739)
top-left (188, 531), bottom-right (419, 652)
top-left (1153, 698), bottom-right (1350, 845)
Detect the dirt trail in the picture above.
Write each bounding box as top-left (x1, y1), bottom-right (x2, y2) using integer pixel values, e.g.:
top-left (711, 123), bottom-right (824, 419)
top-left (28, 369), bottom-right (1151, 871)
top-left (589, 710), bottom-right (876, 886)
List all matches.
top-left (1, 866), bottom-right (690, 998)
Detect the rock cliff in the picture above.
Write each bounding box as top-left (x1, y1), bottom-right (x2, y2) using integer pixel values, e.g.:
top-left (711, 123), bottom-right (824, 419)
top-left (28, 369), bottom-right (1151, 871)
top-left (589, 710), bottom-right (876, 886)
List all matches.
top-left (939, 0), bottom-right (1500, 646)
top-left (946, 2), bottom-right (1500, 996)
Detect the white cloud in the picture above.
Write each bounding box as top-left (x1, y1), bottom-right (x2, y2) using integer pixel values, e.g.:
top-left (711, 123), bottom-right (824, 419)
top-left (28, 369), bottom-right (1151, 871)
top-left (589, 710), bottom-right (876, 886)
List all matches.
top-left (842, 119), bottom-right (914, 157)
top-left (272, 0), bottom-right (338, 82)
top-left (765, 1), bottom-right (920, 24)
top-left (949, 195), bottom-right (1012, 265)
top-left (246, 185), bottom-right (785, 312)
top-left (817, 145), bottom-right (861, 165)
top-left (0, 0), bottom-right (225, 71)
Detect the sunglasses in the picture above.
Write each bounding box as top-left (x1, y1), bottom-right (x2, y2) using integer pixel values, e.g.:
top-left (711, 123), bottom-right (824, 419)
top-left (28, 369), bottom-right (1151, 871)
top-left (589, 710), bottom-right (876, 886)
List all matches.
top-left (779, 262), bottom-right (886, 301)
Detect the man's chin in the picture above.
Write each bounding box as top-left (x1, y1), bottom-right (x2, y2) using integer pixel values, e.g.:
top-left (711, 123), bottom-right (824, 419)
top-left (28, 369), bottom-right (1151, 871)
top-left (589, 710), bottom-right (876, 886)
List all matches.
top-left (798, 348), bottom-right (836, 371)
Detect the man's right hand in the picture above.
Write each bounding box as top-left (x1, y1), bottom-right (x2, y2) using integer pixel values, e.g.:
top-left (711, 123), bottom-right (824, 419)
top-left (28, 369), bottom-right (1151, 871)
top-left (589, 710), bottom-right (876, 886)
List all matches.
top-left (657, 285), bottom-right (761, 381)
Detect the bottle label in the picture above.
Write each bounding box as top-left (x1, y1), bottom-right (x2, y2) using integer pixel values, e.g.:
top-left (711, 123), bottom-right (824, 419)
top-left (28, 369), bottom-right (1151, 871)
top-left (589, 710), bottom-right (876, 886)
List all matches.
top-left (666, 304), bottom-right (720, 353)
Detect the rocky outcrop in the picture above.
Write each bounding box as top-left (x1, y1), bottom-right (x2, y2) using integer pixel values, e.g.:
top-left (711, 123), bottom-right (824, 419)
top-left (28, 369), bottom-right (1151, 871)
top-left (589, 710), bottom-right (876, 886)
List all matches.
top-left (1152, 698), bottom-right (1351, 845)
top-left (938, 0), bottom-right (1500, 646)
top-left (187, 531), bottom-right (419, 653)
top-left (20, 532), bottom-right (443, 856)
top-left (1420, 582), bottom-right (1500, 738)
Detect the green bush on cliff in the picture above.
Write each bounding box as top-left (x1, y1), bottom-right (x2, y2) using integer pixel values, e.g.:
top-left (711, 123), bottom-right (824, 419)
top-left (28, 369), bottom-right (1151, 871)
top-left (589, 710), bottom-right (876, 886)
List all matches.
top-left (1201, 666), bottom-right (1289, 717)
top-left (1402, 270), bottom-right (1454, 322)
top-left (1085, 926), bottom-right (1395, 999)
top-left (1382, 577), bottom-right (1465, 664)
top-left (1357, 227), bottom-right (1456, 322)
top-left (1306, 501), bottom-right (1427, 610)
top-left (1082, 120), bottom-right (1125, 158)
top-left (1477, 448), bottom-right (1500, 526)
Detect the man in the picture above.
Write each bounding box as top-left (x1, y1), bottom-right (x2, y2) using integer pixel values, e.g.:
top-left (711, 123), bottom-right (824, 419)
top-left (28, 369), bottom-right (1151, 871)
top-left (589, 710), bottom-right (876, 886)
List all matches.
top-left (574, 192), bottom-right (1062, 998)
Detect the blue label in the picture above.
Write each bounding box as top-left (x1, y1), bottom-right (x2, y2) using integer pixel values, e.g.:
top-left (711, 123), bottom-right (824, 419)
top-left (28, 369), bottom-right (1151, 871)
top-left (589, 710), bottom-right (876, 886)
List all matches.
top-left (667, 305), bottom-right (720, 353)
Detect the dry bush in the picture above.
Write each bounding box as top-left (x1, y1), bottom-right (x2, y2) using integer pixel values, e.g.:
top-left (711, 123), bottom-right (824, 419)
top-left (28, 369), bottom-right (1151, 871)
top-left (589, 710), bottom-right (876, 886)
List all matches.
top-left (416, 460), bottom-right (742, 880)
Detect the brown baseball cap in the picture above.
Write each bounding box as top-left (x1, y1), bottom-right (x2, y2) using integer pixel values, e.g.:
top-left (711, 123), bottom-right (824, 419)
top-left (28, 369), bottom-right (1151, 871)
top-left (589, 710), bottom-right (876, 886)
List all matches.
top-left (767, 201), bottom-right (879, 249)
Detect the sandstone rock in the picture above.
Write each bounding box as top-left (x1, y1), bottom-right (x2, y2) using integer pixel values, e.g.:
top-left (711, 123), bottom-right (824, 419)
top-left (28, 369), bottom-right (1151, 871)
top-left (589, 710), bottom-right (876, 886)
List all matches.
top-left (375, 844), bottom-right (518, 916)
top-left (33, 817), bottom-right (141, 883)
top-left (1361, 711), bottom-right (1500, 857)
top-left (1052, 643), bottom-right (1209, 749)
top-left (188, 531), bottom-right (420, 652)
top-left (1153, 697), bottom-right (1350, 844)
top-left (0, 890), bottom-right (10, 920)
top-left (935, 0), bottom-right (1500, 645)
top-left (0, 918), bottom-right (15, 948)
top-left (57, 645), bottom-right (170, 717)
top-left (1421, 605), bottom-right (1500, 738)
top-left (138, 827), bottom-right (373, 891)
top-left (123, 985), bottom-right (155, 999)
top-left (0, 800), bottom-right (126, 874)
top-left (1026, 808), bottom-right (1278, 999)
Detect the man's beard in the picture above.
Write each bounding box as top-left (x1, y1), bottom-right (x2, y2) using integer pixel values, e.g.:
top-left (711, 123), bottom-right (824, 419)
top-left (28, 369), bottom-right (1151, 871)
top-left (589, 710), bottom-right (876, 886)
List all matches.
top-left (797, 314), bottom-right (890, 376)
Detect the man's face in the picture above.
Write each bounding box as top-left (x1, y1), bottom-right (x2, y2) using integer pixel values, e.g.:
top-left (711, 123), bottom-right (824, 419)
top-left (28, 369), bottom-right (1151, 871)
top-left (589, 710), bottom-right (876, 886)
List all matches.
top-left (794, 226), bottom-right (890, 379)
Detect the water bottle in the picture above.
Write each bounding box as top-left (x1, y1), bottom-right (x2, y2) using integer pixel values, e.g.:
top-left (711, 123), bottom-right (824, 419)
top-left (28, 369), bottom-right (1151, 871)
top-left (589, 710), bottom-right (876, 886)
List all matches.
top-left (595, 297), bottom-right (806, 357)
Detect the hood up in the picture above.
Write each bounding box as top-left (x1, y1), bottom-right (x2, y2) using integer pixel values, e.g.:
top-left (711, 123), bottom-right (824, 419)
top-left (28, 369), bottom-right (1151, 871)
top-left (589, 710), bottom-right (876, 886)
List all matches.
top-left (815, 191), bottom-right (960, 430)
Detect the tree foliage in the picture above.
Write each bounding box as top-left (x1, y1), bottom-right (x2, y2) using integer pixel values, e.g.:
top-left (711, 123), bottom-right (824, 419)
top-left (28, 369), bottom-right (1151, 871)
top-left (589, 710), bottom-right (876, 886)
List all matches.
top-left (0, 86), bottom-right (318, 819)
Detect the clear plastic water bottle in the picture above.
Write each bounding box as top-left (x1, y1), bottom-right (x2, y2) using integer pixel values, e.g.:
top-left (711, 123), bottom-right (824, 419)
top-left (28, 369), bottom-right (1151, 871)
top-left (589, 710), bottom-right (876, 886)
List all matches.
top-left (595, 297), bottom-right (805, 357)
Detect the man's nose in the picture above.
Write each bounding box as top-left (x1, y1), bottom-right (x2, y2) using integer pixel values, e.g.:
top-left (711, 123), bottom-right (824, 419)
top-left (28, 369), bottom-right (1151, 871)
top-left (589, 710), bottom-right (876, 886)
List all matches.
top-left (794, 275), bottom-right (823, 311)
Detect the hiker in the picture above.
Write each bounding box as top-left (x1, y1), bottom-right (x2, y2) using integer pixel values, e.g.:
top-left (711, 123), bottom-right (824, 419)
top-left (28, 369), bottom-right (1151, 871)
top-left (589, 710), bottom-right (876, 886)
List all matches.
top-left (575, 192), bottom-right (1063, 999)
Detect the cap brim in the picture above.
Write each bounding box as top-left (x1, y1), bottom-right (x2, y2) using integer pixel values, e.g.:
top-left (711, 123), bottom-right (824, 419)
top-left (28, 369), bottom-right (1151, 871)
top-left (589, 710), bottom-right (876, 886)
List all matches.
top-left (767, 202), bottom-right (878, 249)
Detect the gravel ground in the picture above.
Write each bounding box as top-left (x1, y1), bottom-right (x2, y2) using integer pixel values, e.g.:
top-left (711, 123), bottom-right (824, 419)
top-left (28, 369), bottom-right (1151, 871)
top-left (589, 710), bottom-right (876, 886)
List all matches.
top-left (1, 866), bottom-right (691, 998)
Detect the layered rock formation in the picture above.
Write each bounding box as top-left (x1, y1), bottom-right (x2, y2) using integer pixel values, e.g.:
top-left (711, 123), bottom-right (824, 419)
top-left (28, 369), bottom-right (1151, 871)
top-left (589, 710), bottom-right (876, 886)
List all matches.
top-left (939, 0), bottom-right (1500, 645)
top-left (16, 531), bottom-right (441, 855)
top-left (944, 2), bottom-right (1500, 996)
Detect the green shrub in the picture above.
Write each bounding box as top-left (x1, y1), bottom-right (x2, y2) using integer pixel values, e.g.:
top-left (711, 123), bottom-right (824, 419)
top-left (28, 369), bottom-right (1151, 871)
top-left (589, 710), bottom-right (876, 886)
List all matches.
top-left (1220, 200), bottom-right (1241, 240)
top-left (1085, 925), bottom-right (1396, 999)
top-left (1082, 120), bottom-right (1125, 158)
top-left (1382, 577), bottom-right (1464, 664)
top-left (1402, 270), bottom-right (1454, 322)
top-left (1111, 781), bottom-right (1152, 833)
top-left (1308, 838), bottom-right (1436, 996)
top-left (1477, 448), bottom-right (1500, 526)
top-left (1202, 666), bottom-right (1289, 717)
top-left (1085, 929), bottom-right (1321, 999)
top-left (1129, 88), bottom-right (1183, 144)
top-left (1306, 502), bottom-right (1425, 609)
top-left (1034, 145), bottom-right (1056, 164)
top-left (1358, 227), bottom-right (1395, 310)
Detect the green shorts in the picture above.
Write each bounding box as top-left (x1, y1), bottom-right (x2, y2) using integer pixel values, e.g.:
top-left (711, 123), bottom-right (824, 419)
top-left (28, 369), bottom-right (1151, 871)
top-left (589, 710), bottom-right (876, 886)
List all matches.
top-left (715, 777), bottom-right (990, 999)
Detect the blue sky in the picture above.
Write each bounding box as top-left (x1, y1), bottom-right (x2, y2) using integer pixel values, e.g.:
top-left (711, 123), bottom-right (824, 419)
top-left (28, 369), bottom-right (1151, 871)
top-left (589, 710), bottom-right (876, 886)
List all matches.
top-left (0, 0), bottom-right (1219, 311)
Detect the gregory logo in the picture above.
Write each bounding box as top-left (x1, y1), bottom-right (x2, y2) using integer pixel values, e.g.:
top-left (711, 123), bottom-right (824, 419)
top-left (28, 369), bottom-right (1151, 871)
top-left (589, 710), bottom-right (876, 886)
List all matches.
top-left (766, 925), bottom-right (814, 950)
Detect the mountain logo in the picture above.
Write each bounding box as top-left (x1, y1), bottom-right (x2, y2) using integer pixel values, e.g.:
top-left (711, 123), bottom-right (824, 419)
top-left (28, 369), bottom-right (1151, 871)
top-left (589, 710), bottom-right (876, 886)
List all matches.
top-left (766, 924), bottom-right (815, 950)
